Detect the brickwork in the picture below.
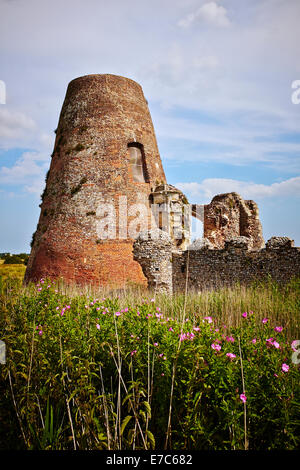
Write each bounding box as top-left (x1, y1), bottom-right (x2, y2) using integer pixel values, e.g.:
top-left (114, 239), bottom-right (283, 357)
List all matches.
top-left (25, 74), bottom-right (166, 286)
top-left (203, 192), bottom-right (264, 250)
top-left (25, 74), bottom-right (298, 291)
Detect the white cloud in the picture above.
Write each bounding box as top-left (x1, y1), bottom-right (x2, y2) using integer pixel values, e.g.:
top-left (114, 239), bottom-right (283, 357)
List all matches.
top-left (176, 176), bottom-right (300, 203)
top-left (178, 2), bottom-right (231, 28)
top-left (0, 108), bottom-right (36, 142)
top-left (0, 150), bottom-right (50, 195)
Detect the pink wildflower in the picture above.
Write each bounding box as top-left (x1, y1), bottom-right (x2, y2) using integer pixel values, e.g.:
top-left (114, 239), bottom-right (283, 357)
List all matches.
top-left (211, 342), bottom-right (221, 352)
top-left (115, 311), bottom-right (121, 316)
top-left (252, 338), bottom-right (257, 344)
top-left (226, 336), bottom-right (235, 343)
top-left (282, 363), bottom-right (289, 373)
top-left (273, 341), bottom-right (280, 349)
top-left (168, 327), bottom-right (174, 332)
top-left (291, 340), bottom-right (299, 352)
top-left (154, 342), bottom-right (158, 347)
top-left (242, 312), bottom-right (247, 318)
top-left (96, 324), bottom-right (100, 330)
top-left (203, 316), bottom-right (213, 324)
top-left (130, 350), bottom-right (137, 356)
top-left (274, 326), bottom-right (283, 333)
top-left (262, 318), bottom-right (268, 324)
top-left (240, 394), bottom-right (247, 403)
top-left (226, 353), bottom-right (236, 360)
top-left (193, 327), bottom-right (201, 332)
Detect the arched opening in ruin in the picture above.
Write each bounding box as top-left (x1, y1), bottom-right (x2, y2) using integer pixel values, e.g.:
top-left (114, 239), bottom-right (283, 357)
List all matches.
top-left (128, 143), bottom-right (149, 183)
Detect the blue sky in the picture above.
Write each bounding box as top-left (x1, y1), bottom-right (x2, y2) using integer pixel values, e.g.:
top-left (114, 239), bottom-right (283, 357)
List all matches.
top-left (0, 0), bottom-right (300, 252)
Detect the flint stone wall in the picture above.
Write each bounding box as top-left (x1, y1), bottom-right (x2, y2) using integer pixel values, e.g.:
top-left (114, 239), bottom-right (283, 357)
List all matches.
top-left (133, 235), bottom-right (300, 293)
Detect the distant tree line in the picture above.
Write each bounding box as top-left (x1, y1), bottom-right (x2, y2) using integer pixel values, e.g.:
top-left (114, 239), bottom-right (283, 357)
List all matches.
top-left (0, 253), bottom-right (29, 265)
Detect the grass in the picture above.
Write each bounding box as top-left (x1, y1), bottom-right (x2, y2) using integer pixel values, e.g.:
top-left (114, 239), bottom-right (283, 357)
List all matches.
top-left (0, 263), bottom-right (26, 287)
top-left (0, 269), bottom-right (299, 450)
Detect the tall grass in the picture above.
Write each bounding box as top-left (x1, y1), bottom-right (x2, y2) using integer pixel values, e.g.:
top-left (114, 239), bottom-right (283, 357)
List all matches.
top-left (0, 275), bottom-right (299, 450)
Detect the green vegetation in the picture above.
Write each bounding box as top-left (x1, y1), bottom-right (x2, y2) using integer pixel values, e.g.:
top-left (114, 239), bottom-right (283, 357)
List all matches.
top-left (73, 143), bottom-right (85, 152)
top-left (70, 176), bottom-right (88, 196)
top-left (0, 253), bottom-right (29, 265)
top-left (0, 275), bottom-right (299, 450)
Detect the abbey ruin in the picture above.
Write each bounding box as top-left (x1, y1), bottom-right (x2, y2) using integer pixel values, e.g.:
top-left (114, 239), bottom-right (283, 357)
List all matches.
top-left (25, 74), bottom-right (300, 291)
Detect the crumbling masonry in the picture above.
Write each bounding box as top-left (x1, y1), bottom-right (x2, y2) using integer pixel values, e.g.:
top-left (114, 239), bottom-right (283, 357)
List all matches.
top-left (25, 74), bottom-right (300, 291)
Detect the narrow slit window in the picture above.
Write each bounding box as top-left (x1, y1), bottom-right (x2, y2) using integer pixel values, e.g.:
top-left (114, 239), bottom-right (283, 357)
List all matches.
top-left (128, 144), bottom-right (147, 183)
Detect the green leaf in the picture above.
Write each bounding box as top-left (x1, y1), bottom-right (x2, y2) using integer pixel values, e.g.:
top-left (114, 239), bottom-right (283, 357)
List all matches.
top-left (146, 430), bottom-right (155, 449)
top-left (120, 415), bottom-right (133, 436)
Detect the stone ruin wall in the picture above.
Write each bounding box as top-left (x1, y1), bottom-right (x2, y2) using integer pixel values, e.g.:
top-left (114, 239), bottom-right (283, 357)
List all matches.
top-left (172, 237), bottom-right (300, 293)
top-left (133, 235), bottom-right (300, 294)
top-left (203, 192), bottom-right (264, 250)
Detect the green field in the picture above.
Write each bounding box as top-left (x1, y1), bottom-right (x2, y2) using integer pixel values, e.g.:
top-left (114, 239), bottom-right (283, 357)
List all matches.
top-left (0, 268), bottom-right (299, 450)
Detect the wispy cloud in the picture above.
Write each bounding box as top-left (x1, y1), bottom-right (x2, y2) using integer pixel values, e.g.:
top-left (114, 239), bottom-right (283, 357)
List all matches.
top-left (176, 177), bottom-right (300, 203)
top-left (178, 2), bottom-right (231, 29)
top-left (0, 108), bottom-right (36, 143)
top-left (0, 150), bottom-right (50, 195)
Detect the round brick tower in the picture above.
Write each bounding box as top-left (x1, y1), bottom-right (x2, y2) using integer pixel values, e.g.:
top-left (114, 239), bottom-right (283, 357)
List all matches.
top-left (25, 74), bottom-right (166, 287)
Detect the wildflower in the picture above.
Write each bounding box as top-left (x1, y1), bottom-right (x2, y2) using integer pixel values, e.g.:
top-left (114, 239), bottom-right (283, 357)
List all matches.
top-left (193, 327), bottom-right (200, 332)
top-left (130, 350), bottom-right (137, 356)
top-left (96, 324), bottom-right (100, 330)
top-left (274, 373), bottom-right (278, 378)
top-left (37, 287), bottom-right (42, 292)
top-left (154, 342), bottom-right (158, 347)
top-left (66, 305), bottom-right (71, 309)
top-left (262, 318), bottom-right (268, 324)
top-left (251, 338), bottom-right (257, 344)
top-left (211, 342), bottom-right (221, 351)
top-left (96, 307), bottom-right (100, 311)
top-left (161, 373), bottom-right (165, 376)
top-left (226, 336), bottom-right (235, 343)
top-left (242, 312), bottom-right (247, 318)
top-left (115, 311), bottom-right (121, 316)
top-left (273, 341), bottom-right (280, 349)
top-left (168, 327), bottom-right (174, 332)
top-left (226, 353), bottom-right (236, 360)
top-left (203, 316), bottom-right (213, 324)
top-left (274, 326), bottom-right (283, 333)
top-left (150, 298), bottom-right (155, 302)
top-left (291, 340), bottom-right (299, 352)
top-left (240, 394), bottom-right (247, 403)
top-left (282, 363), bottom-right (289, 373)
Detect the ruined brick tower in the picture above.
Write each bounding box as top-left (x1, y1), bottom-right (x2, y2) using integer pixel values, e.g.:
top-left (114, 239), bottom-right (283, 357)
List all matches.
top-left (25, 74), bottom-right (166, 286)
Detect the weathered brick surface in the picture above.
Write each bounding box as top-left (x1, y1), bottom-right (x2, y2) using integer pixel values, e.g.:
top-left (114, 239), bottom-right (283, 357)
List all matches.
top-left (203, 192), bottom-right (264, 250)
top-left (25, 74), bottom-right (166, 286)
